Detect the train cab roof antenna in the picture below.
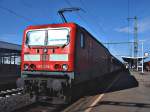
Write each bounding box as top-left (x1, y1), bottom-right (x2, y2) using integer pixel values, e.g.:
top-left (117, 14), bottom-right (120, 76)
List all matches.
top-left (58, 7), bottom-right (82, 23)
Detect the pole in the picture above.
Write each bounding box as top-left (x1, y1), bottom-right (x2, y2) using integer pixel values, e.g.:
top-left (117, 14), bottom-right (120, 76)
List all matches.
top-left (137, 58), bottom-right (138, 71)
top-left (127, 16), bottom-right (138, 70)
top-left (141, 41), bottom-right (144, 73)
top-left (134, 16), bottom-right (138, 58)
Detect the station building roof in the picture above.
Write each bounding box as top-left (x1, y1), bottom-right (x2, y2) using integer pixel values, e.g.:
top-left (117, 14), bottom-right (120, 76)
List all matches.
top-left (122, 56), bottom-right (148, 62)
top-left (0, 41), bottom-right (21, 55)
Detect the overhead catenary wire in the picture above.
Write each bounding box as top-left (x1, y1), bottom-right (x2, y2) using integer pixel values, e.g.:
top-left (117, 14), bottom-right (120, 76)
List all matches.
top-left (64, 0), bottom-right (89, 25)
top-left (0, 5), bottom-right (37, 24)
top-left (79, 0), bottom-right (111, 47)
top-left (79, 0), bottom-right (106, 35)
top-left (21, 1), bottom-right (57, 24)
top-left (64, 0), bottom-right (99, 36)
top-left (103, 41), bottom-right (134, 45)
top-left (64, 0), bottom-right (128, 58)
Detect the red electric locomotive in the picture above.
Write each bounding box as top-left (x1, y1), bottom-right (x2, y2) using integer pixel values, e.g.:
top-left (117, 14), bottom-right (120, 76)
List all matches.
top-left (20, 22), bottom-right (123, 103)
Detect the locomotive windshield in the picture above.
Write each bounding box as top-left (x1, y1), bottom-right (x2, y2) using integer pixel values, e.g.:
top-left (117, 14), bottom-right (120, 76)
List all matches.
top-left (26, 28), bottom-right (69, 46)
top-left (47, 29), bottom-right (69, 46)
top-left (26, 30), bottom-right (45, 46)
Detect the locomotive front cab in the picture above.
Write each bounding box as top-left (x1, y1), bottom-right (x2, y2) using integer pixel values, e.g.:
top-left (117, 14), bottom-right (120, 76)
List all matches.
top-left (20, 23), bottom-right (76, 101)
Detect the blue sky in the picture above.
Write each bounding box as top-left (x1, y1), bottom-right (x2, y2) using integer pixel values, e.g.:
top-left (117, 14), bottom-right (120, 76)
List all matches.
top-left (0, 0), bottom-right (150, 61)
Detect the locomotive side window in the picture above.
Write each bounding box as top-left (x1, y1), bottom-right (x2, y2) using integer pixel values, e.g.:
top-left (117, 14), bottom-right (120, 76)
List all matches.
top-left (80, 33), bottom-right (84, 48)
top-left (26, 30), bottom-right (46, 46)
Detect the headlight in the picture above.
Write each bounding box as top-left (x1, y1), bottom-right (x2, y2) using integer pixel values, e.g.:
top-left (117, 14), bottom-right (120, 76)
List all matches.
top-left (62, 64), bottom-right (68, 71)
top-left (24, 64), bottom-right (29, 70)
top-left (30, 64), bottom-right (36, 70)
top-left (54, 64), bottom-right (61, 69)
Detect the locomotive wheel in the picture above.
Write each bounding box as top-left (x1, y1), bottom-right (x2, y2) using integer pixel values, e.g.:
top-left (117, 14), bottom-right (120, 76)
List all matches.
top-left (65, 95), bottom-right (72, 104)
top-left (64, 86), bottom-right (73, 104)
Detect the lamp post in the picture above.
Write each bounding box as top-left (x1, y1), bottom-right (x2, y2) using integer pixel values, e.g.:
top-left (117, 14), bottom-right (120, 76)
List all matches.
top-left (141, 41), bottom-right (144, 73)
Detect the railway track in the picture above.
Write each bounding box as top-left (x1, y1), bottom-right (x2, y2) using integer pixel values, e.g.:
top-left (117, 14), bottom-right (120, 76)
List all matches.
top-left (0, 71), bottom-right (138, 112)
top-left (0, 88), bottom-right (36, 112)
top-left (0, 87), bottom-right (68, 112)
top-left (13, 100), bottom-right (67, 112)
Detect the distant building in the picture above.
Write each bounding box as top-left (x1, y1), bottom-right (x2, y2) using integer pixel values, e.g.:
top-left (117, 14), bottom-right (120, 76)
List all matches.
top-left (0, 41), bottom-right (21, 65)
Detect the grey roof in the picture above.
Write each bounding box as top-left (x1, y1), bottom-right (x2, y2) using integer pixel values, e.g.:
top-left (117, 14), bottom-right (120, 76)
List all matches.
top-left (0, 41), bottom-right (21, 53)
top-left (122, 56), bottom-right (148, 62)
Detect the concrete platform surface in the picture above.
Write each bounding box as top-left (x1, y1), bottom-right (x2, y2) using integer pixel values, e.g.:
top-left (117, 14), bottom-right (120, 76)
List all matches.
top-left (91, 71), bottom-right (150, 112)
top-left (63, 71), bottom-right (150, 112)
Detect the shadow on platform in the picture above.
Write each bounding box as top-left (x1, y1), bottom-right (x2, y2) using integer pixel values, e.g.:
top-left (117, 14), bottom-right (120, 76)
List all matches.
top-left (84, 69), bottom-right (139, 96)
top-left (96, 100), bottom-right (150, 108)
top-left (77, 100), bottom-right (150, 112)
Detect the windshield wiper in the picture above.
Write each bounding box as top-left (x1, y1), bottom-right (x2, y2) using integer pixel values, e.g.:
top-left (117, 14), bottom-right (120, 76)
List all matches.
top-left (27, 45), bottom-right (31, 49)
top-left (61, 44), bottom-right (67, 48)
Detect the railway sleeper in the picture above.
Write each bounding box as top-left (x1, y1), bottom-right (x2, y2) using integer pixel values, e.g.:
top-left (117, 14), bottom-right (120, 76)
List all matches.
top-left (0, 89), bottom-right (36, 112)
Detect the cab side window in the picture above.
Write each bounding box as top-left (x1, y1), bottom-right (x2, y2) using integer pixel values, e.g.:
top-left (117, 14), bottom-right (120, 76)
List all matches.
top-left (80, 33), bottom-right (84, 48)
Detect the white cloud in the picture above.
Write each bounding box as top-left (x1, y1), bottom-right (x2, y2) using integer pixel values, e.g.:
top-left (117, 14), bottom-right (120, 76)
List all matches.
top-left (115, 27), bottom-right (133, 33)
top-left (138, 18), bottom-right (150, 33)
top-left (115, 17), bottom-right (150, 34)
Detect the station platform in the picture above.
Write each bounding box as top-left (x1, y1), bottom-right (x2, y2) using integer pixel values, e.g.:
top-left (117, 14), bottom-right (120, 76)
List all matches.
top-left (63, 71), bottom-right (150, 112)
top-left (0, 41), bottom-right (21, 90)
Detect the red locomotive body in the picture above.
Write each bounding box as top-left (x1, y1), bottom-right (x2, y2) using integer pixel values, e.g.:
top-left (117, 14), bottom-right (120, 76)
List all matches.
top-left (20, 22), bottom-right (123, 103)
top-left (21, 23), bottom-right (76, 72)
